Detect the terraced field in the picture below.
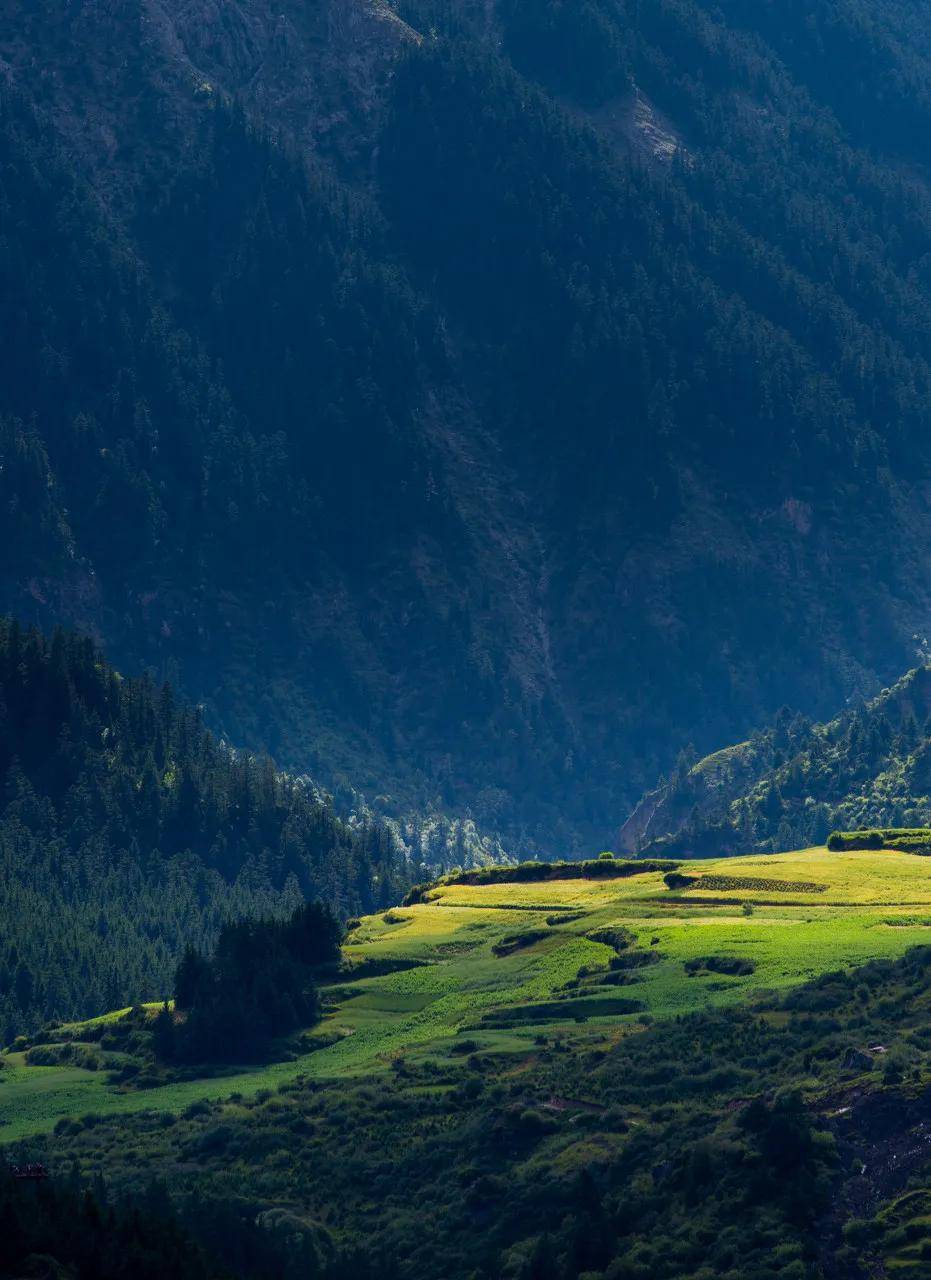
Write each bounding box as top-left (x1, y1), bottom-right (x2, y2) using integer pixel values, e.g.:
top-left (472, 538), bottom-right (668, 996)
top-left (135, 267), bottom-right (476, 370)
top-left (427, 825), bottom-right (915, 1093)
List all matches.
top-left (3, 846), bottom-right (931, 1142)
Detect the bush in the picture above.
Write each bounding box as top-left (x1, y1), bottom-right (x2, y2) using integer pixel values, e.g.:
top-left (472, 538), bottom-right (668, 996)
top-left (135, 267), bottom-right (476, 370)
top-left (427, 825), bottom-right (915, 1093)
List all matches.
top-left (401, 883), bottom-right (431, 906)
top-left (493, 929), bottom-right (548, 956)
top-left (826, 827), bottom-right (931, 853)
top-left (449, 1039), bottom-right (479, 1055)
top-left (685, 956), bottom-right (756, 977)
top-left (664, 871), bottom-right (696, 890)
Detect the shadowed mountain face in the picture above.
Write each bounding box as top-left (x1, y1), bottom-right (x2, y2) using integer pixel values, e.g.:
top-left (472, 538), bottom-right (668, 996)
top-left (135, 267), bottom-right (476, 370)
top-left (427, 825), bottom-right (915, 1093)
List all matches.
top-left (4, 0), bottom-right (931, 851)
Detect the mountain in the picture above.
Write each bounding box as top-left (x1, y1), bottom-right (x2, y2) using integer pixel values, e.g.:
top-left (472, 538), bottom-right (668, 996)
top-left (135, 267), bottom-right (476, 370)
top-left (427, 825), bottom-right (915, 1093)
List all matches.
top-left (7, 0), bottom-right (931, 851)
top-left (620, 662), bottom-right (931, 856)
top-left (12, 4), bottom-right (931, 1269)
top-left (0, 620), bottom-right (412, 1038)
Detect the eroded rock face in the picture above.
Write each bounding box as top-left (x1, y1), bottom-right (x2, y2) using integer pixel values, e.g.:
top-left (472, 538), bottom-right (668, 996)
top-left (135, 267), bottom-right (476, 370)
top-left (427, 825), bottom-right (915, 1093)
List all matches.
top-left (156, 0), bottom-right (419, 168)
top-left (0, 0), bottom-right (418, 198)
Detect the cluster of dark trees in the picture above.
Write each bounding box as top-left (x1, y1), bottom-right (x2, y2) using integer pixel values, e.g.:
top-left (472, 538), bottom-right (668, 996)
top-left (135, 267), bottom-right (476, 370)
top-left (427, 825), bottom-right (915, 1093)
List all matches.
top-left (0, 1172), bottom-right (221, 1280)
top-left (0, 622), bottom-right (409, 1038)
top-left (157, 903), bottom-right (342, 1062)
top-left (0, 1168), bottom-right (389, 1280)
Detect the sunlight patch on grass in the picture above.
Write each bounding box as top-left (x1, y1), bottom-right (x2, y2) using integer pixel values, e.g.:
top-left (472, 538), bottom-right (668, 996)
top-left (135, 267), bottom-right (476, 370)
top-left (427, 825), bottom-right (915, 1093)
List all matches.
top-left (4, 847), bottom-right (931, 1140)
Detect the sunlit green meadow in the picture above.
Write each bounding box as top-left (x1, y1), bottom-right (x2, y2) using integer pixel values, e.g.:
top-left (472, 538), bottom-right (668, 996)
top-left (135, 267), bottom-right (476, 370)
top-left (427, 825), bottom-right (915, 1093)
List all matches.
top-left (3, 846), bottom-right (930, 1141)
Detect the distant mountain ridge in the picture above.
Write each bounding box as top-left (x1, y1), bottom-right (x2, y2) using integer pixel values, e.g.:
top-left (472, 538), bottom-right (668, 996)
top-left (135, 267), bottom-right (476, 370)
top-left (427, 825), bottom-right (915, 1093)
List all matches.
top-left (621, 662), bottom-right (931, 858)
top-left (6, 0), bottom-right (931, 850)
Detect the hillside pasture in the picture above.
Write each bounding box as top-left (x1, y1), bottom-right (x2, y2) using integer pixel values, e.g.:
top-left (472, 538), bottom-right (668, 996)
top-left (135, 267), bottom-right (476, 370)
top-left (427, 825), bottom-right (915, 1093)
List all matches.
top-left (2, 847), bottom-right (930, 1140)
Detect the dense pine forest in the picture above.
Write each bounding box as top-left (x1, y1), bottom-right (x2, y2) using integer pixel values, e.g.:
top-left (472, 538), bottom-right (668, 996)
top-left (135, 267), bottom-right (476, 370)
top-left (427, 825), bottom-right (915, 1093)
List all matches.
top-left (0, 1168), bottom-right (383, 1280)
top-left (0, 622), bottom-right (407, 1038)
top-left (6, 0), bottom-right (931, 849)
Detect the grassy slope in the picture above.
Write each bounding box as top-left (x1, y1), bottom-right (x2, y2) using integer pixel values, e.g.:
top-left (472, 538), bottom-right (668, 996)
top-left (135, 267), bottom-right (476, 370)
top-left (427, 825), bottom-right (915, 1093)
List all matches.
top-left (2, 847), bottom-right (930, 1142)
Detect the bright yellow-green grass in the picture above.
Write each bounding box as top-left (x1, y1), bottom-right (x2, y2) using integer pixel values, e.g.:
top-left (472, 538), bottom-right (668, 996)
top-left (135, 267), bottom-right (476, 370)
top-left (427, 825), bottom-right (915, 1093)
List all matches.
top-left (873, 1187), bottom-right (931, 1277)
top-left (3, 846), bottom-right (930, 1141)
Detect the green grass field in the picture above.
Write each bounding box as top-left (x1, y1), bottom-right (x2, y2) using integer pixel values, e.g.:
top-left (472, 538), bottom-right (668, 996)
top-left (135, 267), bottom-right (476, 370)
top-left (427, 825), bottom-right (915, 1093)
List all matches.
top-left (3, 846), bottom-right (930, 1142)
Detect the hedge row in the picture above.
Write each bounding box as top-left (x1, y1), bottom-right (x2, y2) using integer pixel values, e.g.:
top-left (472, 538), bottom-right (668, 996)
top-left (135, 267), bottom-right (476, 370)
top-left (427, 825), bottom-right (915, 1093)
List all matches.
top-left (402, 858), bottom-right (679, 903)
top-left (827, 828), bottom-right (931, 854)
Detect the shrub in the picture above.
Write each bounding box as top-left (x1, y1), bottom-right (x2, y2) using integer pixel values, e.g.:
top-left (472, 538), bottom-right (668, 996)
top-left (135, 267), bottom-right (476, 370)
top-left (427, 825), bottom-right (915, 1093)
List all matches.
top-left (182, 1099), bottom-right (211, 1120)
top-left (401, 883), bottom-right (431, 906)
top-left (664, 871), bottom-right (695, 890)
top-left (685, 956), bottom-right (756, 977)
top-left (493, 929), bottom-right (548, 956)
top-left (450, 1039), bottom-right (479, 1055)
top-left (443, 859), bottom-right (679, 887)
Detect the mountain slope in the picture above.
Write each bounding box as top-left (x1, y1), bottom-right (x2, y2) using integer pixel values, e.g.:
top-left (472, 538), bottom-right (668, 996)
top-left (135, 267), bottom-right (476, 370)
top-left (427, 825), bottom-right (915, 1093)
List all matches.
top-left (6, 1), bottom-right (931, 848)
top-left (0, 621), bottom-right (408, 1038)
top-left (621, 662), bottom-right (931, 856)
top-left (7, 845), bottom-right (931, 1135)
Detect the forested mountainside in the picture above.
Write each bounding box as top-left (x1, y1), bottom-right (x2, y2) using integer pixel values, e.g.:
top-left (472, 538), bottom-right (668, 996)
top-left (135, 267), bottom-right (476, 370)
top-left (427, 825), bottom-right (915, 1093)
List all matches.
top-left (0, 621), bottom-right (410, 1039)
top-left (621, 663), bottom-right (931, 857)
top-left (8, 0), bottom-right (931, 851)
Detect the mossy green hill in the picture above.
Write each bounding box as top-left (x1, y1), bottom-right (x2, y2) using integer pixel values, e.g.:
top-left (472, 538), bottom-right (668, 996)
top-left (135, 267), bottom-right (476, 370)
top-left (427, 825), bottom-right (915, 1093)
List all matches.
top-left (4, 846), bottom-right (931, 1143)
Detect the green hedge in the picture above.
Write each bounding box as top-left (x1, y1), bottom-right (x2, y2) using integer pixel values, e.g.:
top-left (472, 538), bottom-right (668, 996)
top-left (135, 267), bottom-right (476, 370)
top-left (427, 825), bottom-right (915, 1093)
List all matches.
top-left (827, 828), bottom-right (931, 855)
top-left (440, 858), bottom-right (679, 887)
